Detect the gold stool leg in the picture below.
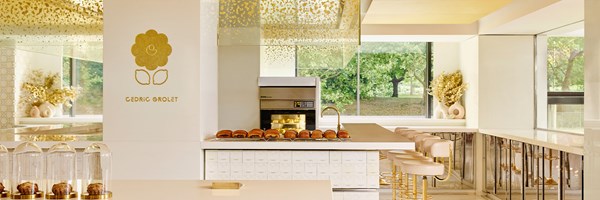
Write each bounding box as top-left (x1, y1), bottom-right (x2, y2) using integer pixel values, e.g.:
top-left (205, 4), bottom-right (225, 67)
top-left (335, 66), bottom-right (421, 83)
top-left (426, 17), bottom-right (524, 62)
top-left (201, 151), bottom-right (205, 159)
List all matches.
top-left (423, 176), bottom-right (428, 200)
top-left (413, 174), bottom-right (417, 200)
top-left (392, 165), bottom-right (397, 200)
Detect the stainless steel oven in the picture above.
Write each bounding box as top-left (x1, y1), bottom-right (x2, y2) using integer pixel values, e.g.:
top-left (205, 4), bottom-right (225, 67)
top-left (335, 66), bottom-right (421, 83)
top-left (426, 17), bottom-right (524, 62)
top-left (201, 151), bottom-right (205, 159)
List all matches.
top-left (259, 77), bottom-right (320, 132)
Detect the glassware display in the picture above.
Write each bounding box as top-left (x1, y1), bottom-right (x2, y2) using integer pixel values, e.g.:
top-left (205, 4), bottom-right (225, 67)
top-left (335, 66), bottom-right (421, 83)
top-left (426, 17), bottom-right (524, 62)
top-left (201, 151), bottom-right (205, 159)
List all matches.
top-left (46, 143), bottom-right (77, 199)
top-left (0, 145), bottom-right (9, 198)
top-left (81, 143), bottom-right (112, 199)
top-left (12, 142), bottom-right (44, 199)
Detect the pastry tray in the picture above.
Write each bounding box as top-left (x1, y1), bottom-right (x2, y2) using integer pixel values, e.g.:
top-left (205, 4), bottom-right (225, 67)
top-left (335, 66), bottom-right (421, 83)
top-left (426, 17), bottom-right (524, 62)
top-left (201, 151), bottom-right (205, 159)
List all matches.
top-left (210, 137), bottom-right (351, 142)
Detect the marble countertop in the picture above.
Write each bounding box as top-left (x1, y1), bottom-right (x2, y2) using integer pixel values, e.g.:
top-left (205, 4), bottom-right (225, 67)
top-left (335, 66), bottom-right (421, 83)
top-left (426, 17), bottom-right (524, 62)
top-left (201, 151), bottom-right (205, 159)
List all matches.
top-left (479, 129), bottom-right (584, 155)
top-left (201, 123), bottom-right (415, 150)
top-left (110, 180), bottom-right (332, 200)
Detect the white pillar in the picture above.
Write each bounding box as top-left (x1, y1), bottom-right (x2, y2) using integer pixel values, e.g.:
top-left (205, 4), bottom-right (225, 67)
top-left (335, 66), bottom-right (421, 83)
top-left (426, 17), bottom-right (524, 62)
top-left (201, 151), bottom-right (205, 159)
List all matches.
top-left (584, 0), bottom-right (600, 198)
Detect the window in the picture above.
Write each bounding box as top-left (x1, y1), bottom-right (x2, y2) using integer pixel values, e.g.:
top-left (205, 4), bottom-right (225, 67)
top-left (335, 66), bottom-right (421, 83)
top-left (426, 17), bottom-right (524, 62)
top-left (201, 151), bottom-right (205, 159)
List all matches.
top-left (262, 42), bottom-right (432, 117)
top-left (546, 36), bottom-right (584, 132)
top-left (62, 57), bottom-right (103, 116)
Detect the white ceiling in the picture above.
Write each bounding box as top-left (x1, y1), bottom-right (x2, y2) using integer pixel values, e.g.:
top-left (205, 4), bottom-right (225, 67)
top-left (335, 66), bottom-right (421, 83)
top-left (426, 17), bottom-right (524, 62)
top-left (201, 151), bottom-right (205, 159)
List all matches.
top-left (362, 0), bottom-right (512, 24)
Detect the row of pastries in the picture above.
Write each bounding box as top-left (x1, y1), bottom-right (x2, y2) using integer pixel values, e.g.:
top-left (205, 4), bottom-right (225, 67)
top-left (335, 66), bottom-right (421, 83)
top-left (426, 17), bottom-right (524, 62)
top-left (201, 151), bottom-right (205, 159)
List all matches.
top-left (216, 129), bottom-right (350, 139)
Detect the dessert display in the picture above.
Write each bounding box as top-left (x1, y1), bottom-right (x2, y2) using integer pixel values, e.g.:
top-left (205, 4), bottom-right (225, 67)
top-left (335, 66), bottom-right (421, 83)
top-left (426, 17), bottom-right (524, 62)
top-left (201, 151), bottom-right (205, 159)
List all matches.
top-left (12, 142), bottom-right (44, 198)
top-left (264, 129), bottom-right (280, 139)
top-left (17, 182), bottom-right (39, 195)
top-left (216, 130), bottom-right (233, 138)
top-left (284, 130), bottom-right (298, 139)
top-left (46, 143), bottom-right (77, 199)
top-left (248, 129), bottom-right (264, 138)
top-left (212, 128), bottom-right (349, 141)
top-left (324, 130), bottom-right (337, 139)
top-left (311, 130), bottom-right (324, 139)
top-left (337, 130), bottom-right (350, 138)
top-left (232, 130), bottom-right (248, 138)
top-left (51, 182), bottom-right (72, 196)
top-left (87, 183), bottom-right (105, 195)
top-left (82, 143), bottom-right (112, 199)
top-left (298, 130), bottom-right (311, 138)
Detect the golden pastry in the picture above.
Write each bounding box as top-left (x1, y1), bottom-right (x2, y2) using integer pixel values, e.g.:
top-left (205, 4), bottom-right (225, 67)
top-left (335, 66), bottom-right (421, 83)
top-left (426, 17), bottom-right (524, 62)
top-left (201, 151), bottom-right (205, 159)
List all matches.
top-left (298, 130), bottom-right (310, 138)
top-left (324, 130), bottom-right (337, 139)
top-left (311, 130), bottom-right (324, 139)
top-left (337, 130), bottom-right (350, 138)
top-left (17, 182), bottom-right (38, 195)
top-left (216, 130), bottom-right (233, 138)
top-left (248, 129), bottom-right (264, 138)
top-left (264, 129), bottom-right (280, 139)
top-left (52, 182), bottom-right (72, 196)
top-left (87, 183), bottom-right (105, 195)
top-left (284, 130), bottom-right (297, 139)
top-left (232, 130), bottom-right (248, 138)
top-left (0, 182), bottom-right (4, 192)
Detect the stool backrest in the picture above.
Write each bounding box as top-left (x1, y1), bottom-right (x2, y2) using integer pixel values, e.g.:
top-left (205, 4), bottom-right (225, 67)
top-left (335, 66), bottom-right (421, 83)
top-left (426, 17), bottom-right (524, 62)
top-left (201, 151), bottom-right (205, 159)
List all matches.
top-left (398, 129), bottom-right (417, 136)
top-left (415, 135), bottom-right (441, 152)
top-left (406, 131), bottom-right (426, 140)
top-left (394, 127), bottom-right (408, 134)
top-left (424, 139), bottom-right (453, 158)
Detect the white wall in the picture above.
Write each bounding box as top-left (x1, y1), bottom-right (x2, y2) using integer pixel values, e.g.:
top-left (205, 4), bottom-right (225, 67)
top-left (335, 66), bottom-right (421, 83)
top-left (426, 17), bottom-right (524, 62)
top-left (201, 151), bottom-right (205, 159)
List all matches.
top-left (432, 42), bottom-right (461, 119)
top-left (478, 36), bottom-right (535, 129)
top-left (459, 37), bottom-right (479, 128)
top-left (218, 46), bottom-right (260, 130)
top-left (259, 46), bottom-right (295, 77)
top-left (104, 0), bottom-right (216, 180)
top-left (584, 0), bottom-right (600, 198)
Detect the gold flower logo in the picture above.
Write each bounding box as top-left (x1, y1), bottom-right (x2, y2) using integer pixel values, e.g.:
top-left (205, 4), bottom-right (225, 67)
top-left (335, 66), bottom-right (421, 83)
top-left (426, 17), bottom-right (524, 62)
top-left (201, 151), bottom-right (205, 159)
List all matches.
top-left (131, 29), bottom-right (172, 71)
top-left (131, 29), bottom-right (172, 85)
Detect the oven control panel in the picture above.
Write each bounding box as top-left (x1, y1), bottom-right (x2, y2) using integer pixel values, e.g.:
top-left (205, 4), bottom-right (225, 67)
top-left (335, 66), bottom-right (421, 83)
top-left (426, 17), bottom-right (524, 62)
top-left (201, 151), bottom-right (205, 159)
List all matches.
top-left (294, 101), bottom-right (314, 108)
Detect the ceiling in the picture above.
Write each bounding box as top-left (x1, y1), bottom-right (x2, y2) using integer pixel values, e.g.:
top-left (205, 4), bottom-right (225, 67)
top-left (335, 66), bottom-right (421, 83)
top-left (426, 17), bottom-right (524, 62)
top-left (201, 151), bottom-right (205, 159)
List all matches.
top-left (362, 0), bottom-right (512, 24)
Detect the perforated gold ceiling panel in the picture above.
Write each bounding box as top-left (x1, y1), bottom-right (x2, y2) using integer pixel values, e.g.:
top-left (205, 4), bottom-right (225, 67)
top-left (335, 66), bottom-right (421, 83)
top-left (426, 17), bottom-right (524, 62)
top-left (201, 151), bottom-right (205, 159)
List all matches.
top-left (0, 0), bottom-right (103, 35)
top-left (219, 0), bottom-right (360, 46)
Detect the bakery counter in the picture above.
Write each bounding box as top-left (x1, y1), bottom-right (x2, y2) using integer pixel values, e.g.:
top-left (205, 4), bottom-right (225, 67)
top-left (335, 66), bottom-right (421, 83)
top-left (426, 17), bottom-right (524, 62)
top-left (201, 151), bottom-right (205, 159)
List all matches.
top-left (109, 180), bottom-right (334, 200)
top-left (201, 123), bottom-right (414, 150)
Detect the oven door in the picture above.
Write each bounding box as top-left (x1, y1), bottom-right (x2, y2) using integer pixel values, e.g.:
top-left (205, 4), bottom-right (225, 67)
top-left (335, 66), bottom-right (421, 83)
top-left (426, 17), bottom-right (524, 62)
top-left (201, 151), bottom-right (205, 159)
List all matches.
top-left (260, 110), bottom-right (316, 131)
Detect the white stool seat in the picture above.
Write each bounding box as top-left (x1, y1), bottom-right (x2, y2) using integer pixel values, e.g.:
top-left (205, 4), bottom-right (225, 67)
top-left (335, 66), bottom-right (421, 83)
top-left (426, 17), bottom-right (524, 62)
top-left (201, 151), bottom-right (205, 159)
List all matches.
top-left (406, 132), bottom-right (425, 140)
top-left (415, 135), bottom-right (441, 152)
top-left (393, 155), bottom-right (432, 166)
top-left (401, 160), bottom-right (444, 176)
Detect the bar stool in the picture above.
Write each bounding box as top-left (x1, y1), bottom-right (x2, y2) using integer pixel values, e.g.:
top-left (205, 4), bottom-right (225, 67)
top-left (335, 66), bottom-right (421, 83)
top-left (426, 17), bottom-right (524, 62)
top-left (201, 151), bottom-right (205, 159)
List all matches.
top-left (414, 135), bottom-right (441, 153)
top-left (390, 138), bottom-right (443, 200)
top-left (401, 140), bottom-right (454, 200)
top-left (390, 153), bottom-right (432, 200)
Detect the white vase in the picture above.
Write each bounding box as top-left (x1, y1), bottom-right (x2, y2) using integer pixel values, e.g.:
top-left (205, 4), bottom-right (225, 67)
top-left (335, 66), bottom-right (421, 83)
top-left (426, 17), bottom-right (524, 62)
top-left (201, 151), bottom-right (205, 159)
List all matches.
top-left (448, 101), bottom-right (465, 119)
top-left (38, 102), bottom-right (55, 118)
top-left (433, 102), bottom-right (449, 119)
top-left (29, 106), bottom-right (41, 118)
top-left (53, 103), bottom-right (64, 117)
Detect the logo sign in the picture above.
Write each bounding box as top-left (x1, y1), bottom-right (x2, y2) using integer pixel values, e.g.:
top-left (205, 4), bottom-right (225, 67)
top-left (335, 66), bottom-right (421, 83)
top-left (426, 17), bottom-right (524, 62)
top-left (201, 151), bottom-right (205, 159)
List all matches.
top-left (131, 29), bottom-right (172, 85)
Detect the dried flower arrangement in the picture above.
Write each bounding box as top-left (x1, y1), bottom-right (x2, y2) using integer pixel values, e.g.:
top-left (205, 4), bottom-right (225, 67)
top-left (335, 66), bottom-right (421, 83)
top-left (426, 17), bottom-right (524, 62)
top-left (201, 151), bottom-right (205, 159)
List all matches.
top-left (428, 71), bottom-right (467, 107)
top-left (20, 70), bottom-right (79, 115)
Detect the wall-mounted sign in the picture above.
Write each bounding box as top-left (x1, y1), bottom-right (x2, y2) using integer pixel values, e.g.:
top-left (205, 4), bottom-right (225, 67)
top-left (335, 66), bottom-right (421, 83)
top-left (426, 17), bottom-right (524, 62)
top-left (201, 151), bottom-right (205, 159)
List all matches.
top-left (131, 29), bottom-right (172, 85)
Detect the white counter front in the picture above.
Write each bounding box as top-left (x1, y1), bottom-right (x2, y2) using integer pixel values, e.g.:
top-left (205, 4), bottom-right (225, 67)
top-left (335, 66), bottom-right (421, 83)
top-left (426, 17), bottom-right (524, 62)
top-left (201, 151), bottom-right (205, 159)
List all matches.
top-left (479, 129), bottom-right (584, 155)
top-left (201, 123), bottom-right (414, 150)
top-left (110, 180), bottom-right (332, 200)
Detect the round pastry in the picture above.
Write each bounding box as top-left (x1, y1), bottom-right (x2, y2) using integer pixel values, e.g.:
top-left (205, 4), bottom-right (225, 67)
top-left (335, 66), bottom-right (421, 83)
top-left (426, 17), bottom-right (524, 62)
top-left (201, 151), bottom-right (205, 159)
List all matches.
top-left (310, 130), bottom-right (324, 139)
top-left (52, 182), bottom-right (72, 196)
top-left (17, 182), bottom-right (38, 195)
top-left (216, 130), bottom-right (233, 138)
top-left (232, 130), bottom-right (248, 138)
top-left (248, 129), bottom-right (264, 138)
top-left (87, 183), bottom-right (105, 195)
top-left (264, 129), bottom-right (280, 139)
top-left (0, 182), bottom-right (4, 192)
top-left (298, 130), bottom-right (310, 138)
top-left (337, 130), bottom-right (350, 138)
top-left (284, 130), bottom-right (297, 139)
top-left (324, 130), bottom-right (337, 139)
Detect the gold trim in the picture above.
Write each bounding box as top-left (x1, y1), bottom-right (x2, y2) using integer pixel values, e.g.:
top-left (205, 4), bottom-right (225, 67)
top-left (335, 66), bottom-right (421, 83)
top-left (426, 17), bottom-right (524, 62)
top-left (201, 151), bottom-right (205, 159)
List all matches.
top-left (11, 191), bottom-right (44, 199)
top-left (80, 191), bottom-right (112, 199)
top-left (46, 192), bottom-right (78, 199)
top-left (1, 190), bottom-right (9, 198)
